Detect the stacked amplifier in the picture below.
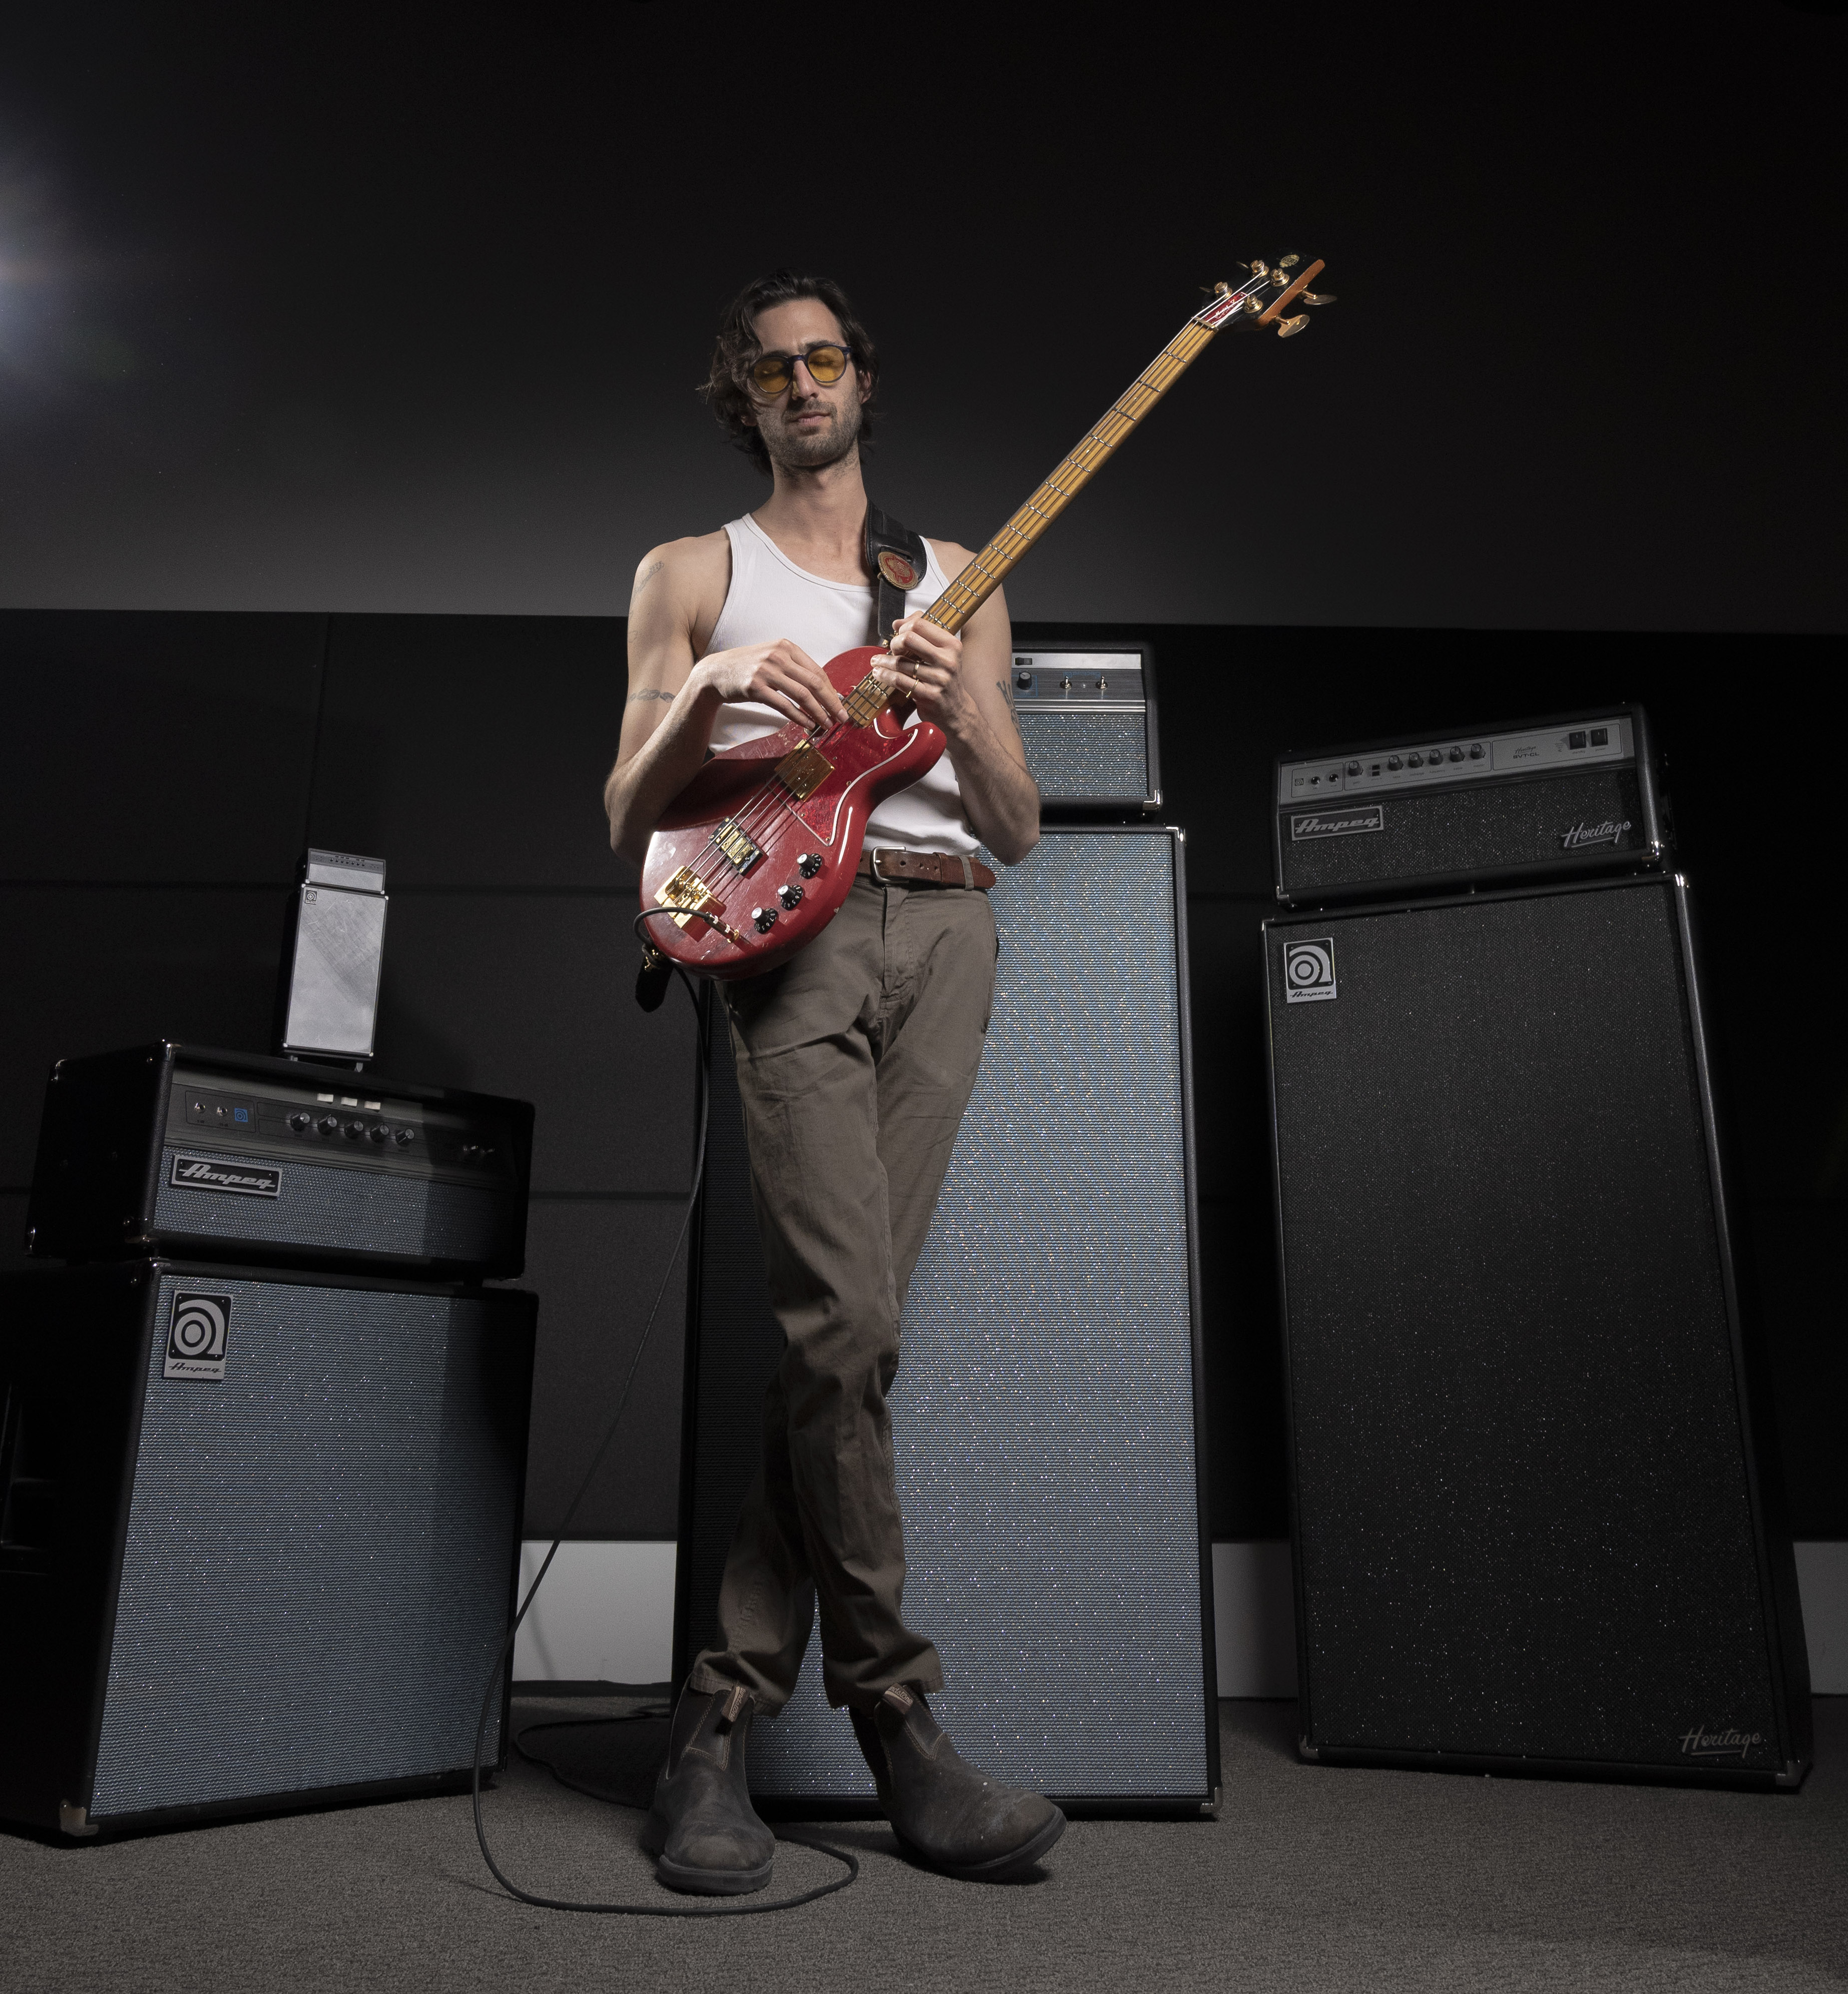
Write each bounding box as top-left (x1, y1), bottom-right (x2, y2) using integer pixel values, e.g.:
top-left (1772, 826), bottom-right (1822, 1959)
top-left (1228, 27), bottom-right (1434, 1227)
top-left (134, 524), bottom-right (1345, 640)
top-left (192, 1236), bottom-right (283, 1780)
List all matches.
top-left (1264, 706), bottom-right (1811, 1788)
top-left (678, 642), bottom-right (1222, 1813)
top-left (2, 1042), bottom-right (538, 1837)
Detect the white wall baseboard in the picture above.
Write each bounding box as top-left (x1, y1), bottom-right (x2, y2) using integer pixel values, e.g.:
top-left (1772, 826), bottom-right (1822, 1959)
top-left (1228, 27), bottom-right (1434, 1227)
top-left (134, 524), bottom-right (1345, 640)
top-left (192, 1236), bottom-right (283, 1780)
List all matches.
top-left (513, 1539), bottom-right (1848, 1697)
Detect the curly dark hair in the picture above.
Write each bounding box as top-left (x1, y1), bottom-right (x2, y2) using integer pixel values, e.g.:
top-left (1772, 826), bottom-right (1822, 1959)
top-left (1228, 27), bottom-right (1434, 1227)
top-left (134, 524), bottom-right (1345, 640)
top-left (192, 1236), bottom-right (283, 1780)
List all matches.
top-left (699, 269), bottom-right (879, 476)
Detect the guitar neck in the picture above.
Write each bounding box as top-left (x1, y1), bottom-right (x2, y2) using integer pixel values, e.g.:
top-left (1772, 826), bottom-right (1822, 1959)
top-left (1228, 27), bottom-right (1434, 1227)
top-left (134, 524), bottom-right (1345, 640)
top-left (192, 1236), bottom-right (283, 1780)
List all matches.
top-left (922, 313), bottom-right (1226, 638)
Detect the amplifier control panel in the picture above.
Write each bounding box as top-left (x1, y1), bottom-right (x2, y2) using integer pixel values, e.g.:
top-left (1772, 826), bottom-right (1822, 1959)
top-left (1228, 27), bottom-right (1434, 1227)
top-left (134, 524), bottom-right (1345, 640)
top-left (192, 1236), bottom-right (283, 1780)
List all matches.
top-left (1011, 651), bottom-right (1146, 711)
top-left (170, 1072), bottom-right (512, 1182)
top-left (1278, 716), bottom-right (1635, 805)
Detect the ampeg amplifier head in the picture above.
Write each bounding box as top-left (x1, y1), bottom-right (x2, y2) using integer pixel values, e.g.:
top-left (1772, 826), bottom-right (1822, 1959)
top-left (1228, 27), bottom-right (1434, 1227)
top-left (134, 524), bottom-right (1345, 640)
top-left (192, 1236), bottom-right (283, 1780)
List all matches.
top-left (1273, 705), bottom-right (1671, 906)
top-left (25, 1042), bottom-right (533, 1280)
top-left (1009, 645), bottom-right (1160, 817)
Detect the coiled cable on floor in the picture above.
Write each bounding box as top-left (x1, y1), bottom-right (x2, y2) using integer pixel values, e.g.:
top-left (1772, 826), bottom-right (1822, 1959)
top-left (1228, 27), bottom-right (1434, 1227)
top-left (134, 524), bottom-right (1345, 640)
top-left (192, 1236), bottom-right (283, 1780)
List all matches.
top-left (470, 964), bottom-right (859, 1914)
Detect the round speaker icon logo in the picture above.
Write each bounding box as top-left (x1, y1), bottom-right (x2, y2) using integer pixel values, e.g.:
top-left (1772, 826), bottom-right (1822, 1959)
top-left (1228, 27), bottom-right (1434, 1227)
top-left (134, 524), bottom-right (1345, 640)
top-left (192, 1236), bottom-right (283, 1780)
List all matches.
top-left (1283, 938), bottom-right (1338, 1004)
top-left (165, 1293), bottom-right (232, 1378)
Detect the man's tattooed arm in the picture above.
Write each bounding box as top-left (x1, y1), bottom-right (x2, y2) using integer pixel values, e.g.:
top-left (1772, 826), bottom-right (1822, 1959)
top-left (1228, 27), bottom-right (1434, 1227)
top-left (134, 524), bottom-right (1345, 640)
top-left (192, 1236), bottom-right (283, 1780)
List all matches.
top-left (995, 679), bottom-right (1025, 735)
top-left (627, 687), bottom-right (676, 703)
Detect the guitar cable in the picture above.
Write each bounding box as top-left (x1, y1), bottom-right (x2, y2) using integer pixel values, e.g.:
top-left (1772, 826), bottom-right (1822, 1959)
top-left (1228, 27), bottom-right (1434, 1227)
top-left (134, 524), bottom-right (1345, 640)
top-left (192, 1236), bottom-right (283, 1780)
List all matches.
top-left (470, 961), bottom-right (860, 1915)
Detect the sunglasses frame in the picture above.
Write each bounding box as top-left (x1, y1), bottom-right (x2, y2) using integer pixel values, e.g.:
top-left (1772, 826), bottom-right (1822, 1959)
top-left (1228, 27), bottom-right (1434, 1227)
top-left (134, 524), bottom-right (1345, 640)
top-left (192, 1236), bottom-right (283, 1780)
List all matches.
top-left (744, 342), bottom-right (856, 398)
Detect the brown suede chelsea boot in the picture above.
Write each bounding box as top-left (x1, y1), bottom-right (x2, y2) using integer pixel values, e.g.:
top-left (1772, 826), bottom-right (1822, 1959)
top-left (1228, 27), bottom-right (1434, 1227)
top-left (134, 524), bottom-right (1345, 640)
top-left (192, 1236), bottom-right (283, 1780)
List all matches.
top-left (642, 1684), bottom-right (775, 1895)
top-left (850, 1685), bottom-right (1066, 1882)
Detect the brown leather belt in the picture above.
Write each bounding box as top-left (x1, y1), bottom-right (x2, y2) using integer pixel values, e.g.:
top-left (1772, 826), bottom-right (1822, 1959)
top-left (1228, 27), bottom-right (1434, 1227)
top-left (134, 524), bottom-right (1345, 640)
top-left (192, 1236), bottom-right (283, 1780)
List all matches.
top-left (859, 848), bottom-right (996, 890)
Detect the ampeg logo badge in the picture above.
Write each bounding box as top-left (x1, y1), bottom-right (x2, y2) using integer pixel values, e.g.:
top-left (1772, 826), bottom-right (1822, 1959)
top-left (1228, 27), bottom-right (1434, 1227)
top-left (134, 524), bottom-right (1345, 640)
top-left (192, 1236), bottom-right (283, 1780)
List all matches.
top-left (1677, 1724), bottom-right (1766, 1763)
top-left (169, 1154), bottom-right (281, 1198)
top-left (165, 1293), bottom-right (231, 1379)
top-left (1284, 938), bottom-right (1338, 1004)
top-left (1290, 804), bottom-right (1384, 841)
top-left (1559, 818), bottom-right (1633, 851)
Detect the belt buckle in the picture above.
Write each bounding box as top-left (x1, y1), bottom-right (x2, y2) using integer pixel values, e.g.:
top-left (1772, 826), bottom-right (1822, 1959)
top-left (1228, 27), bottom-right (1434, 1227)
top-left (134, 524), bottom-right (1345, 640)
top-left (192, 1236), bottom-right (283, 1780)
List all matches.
top-left (869, 848), bottom-right (899, 886)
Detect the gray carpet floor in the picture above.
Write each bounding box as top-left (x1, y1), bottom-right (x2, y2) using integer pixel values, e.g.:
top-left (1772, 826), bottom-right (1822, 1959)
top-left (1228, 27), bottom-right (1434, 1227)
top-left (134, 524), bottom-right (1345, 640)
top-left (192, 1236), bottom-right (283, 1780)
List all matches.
top-left (5, 1698), bottom-right (1844, 1994)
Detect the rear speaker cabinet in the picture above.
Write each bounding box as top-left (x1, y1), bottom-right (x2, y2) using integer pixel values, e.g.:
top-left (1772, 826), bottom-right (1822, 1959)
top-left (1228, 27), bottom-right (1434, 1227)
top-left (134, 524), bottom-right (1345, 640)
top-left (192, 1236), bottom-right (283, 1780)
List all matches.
top-left (678, 826), bottom-right (1218, 1810)
top-left (1265, 874), bottom-right (1809, 1786)
top-left (0, 1260), bottom-right (536, 1836)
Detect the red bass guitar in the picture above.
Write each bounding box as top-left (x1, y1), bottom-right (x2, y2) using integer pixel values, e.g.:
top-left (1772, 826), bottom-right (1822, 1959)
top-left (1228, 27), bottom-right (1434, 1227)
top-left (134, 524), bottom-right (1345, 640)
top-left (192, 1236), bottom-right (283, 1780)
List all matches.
top-left (639, 255), bottom-right (1331, 979)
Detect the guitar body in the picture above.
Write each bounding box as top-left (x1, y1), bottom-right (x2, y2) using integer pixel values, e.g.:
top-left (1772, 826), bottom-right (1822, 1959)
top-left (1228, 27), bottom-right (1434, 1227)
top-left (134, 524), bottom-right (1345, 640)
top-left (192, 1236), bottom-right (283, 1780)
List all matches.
top-left (640, 645), bottom-right (947, 979)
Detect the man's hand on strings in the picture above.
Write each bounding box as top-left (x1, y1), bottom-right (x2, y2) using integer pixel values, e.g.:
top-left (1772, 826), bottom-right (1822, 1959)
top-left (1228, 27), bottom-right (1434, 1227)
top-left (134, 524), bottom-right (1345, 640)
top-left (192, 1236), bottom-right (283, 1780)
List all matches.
top-left (694, 639), bottom-right (845, 732)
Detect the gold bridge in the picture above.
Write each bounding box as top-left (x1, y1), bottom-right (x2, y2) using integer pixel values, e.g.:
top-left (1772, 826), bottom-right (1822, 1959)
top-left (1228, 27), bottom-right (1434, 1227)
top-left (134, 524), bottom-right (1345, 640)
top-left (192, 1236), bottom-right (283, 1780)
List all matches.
top-left (656, 866), bottom-right (719, 929)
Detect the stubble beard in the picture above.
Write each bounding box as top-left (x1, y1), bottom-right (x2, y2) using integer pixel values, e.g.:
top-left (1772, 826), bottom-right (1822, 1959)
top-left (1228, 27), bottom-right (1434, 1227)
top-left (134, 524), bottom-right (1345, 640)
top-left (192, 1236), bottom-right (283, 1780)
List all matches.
top-left (761, 391), bottom-right (863, 474)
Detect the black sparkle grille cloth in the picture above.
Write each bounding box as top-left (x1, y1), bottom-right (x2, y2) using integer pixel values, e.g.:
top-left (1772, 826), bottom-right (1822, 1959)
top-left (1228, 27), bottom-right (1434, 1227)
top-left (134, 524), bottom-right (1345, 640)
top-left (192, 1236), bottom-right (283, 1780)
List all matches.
top-left (1268, 878), bottom-right (1778, 1769)
top-left (690, 831), bottom-right (1210, 1799)
top-left (154, 1146), bottom-right (505, 1261)
top-left (1016, 710), bottom-right (1149, 804)
top-left (1279, 766), bottom-right (1645, 897)
top-left (89, 1276), bottom-right (522, 1818)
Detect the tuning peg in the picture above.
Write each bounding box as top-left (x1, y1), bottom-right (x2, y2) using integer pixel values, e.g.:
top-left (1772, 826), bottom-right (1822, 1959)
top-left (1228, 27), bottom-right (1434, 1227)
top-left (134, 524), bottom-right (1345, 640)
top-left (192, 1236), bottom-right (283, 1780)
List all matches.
top-left (1241, 295), bottom-right (1264, 315)
top-left (1213, 280), bottom-right (1233, 296)
top-left (1279, 253), bottom-right (1300, 268)
top-left (1248, 258), bottom-right (1269, 278)
top-left (1275, 314), bottom-right (1310, 338)
top-left (1299, 290), bottom-right (1336, 306)
top-left (1271, 268), bottom-right (1295, 287)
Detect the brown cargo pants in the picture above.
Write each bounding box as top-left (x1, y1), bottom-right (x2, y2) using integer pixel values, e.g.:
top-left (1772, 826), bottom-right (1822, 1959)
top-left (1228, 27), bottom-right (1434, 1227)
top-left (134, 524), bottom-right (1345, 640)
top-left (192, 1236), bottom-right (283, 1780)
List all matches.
top-left (686, 868), bottom-right (998, 1714)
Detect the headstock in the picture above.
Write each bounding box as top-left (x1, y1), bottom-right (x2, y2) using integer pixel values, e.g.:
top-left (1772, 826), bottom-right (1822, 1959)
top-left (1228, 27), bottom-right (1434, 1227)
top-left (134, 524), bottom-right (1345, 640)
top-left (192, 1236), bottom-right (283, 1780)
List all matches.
top-left (1193, 254), bottom-right (1335, 338)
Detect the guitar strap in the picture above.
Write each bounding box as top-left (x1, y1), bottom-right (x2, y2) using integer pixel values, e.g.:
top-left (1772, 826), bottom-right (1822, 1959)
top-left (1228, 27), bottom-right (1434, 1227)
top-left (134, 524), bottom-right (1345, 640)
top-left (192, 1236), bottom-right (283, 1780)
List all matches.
top-left (864, 503), bottom-right (930, 643)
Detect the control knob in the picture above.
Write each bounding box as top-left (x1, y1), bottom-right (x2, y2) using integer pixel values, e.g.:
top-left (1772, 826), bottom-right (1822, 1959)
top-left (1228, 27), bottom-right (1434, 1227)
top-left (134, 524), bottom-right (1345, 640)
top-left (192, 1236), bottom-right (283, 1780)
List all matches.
top-left (777, 883), bottom-right (804, 908)
top-left (343, 1119), bottom-right (366, 1140)
top-left (317, 1114), bottom-right (340, 1136)
top-left (392, 1127), bottom-right (416, 1147)
top-left (752, 907), bottom-right (778, 933)
top-left (797, 852), bottom-right (824, 878)
top-left (287, 1112), bottom-right (311, 1133)
top-left (368, 1123), bottom-right (390, 1144)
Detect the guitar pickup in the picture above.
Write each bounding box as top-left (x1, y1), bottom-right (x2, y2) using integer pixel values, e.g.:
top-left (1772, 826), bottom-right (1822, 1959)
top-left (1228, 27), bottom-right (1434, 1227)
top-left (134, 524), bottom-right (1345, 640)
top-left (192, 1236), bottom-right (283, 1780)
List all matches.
top-left (656, 866), bottom-right (720, 929)
top-left (775, 744), bottom-right (834, 801)
top-left (713, 818), bottom-right (764, 871)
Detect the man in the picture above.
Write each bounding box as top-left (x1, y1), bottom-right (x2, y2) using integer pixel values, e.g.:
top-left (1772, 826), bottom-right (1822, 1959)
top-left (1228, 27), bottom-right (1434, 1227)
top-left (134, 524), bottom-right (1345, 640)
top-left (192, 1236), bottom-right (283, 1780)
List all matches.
top-left (604, 269), bottom-right (1063, 1894)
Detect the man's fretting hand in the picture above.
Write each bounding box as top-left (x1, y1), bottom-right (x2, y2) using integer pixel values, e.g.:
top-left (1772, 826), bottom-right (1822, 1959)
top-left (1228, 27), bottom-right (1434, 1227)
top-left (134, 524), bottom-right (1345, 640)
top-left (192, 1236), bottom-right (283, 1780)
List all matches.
top-left (872, 614), bottom-right (981, 739)
top-left (694, 639), bottom-right (846, 733)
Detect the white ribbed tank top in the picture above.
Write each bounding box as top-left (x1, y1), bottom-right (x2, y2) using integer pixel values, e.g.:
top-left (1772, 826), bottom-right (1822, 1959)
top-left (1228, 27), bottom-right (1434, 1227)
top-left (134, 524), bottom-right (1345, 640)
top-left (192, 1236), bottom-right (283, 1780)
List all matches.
top-left (704, 514), bottom-right (978, 857)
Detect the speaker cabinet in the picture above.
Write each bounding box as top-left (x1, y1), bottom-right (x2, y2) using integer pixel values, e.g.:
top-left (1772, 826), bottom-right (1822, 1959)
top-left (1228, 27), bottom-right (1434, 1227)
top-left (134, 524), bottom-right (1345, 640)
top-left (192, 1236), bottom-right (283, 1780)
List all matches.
top-left (0, 1260), bottom-right (536, 1836)
top-left (1265, 874), bottom-right (1809, 1787)
top-left (678, 827), bottom-right (1217, 1811)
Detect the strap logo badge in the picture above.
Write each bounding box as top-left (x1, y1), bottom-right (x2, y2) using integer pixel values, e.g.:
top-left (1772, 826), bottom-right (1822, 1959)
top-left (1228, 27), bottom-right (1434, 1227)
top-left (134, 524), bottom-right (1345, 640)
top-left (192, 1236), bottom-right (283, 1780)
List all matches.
top-left (875, 550), bottom-right (920, 591)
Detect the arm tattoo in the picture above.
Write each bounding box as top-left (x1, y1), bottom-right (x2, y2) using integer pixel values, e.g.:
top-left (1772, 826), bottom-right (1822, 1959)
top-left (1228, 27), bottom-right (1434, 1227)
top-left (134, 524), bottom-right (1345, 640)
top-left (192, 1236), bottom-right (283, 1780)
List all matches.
top-left (627, 688), bottom-right (676, 704)
top-left (631, 558), bottom-right (665, 601)
top-left (996, 678), bottom-right (1024, 734)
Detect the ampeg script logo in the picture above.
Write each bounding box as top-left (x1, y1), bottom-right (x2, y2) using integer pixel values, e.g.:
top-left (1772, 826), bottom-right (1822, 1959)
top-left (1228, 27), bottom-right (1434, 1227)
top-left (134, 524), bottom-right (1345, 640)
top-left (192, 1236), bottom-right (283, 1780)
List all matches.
top-left (1559, 817), bottom-right (1632, 851)
top-left (1284, 938), bottom-right (1337, 1004)
top-left (1290, 804), bottom-right (1384, 841)
top-left (165, 1293), bottom-right (231, 1379)
top-left (1677, 1724), bottom-right (1766, 1764)
top-left (169, 1154), bottom-right (281, 1198)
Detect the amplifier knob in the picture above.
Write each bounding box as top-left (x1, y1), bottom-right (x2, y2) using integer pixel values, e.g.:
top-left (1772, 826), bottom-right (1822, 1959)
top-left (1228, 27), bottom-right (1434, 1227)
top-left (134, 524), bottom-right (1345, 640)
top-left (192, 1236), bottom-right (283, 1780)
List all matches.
top-left (797, 852), bottom-right (824, 878)
top-left (368, 1123), bottom-right (390, 1143)
top-left (1387, 756), bottom-right (1403, 771)
top-left (1059, 676), bottom-right (1073, 691)
top-left (752, 907), bottom-right (778, 932)
top-left (777, 883), bottom-right (804, 908)
top-left (287, 1112), bottom-right (311, 1133)
top-left (1448, 747), bottom-right (1464, 762)
top-left (343, 1119), bottom-right (366, 1140)
top-left (393, 1127), bottom-right (416, 1147)
top-left (318, 1114), bottom-right (340, 1136)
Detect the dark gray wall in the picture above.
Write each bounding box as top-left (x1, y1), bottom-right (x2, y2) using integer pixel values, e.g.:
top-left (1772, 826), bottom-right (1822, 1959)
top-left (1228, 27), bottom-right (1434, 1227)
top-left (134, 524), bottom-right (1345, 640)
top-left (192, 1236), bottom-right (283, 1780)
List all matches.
top-left (2, 612), bottom-right (1841, 1541)
top-left (0, 4), bottom-right (1841, 632)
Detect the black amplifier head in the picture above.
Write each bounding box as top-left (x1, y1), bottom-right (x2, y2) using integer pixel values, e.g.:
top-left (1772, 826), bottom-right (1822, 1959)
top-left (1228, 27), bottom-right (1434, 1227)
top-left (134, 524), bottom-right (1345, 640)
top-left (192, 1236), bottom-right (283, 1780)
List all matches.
top-left (25, 1043), bottom-right (534, 1280)
top-left (1273, 704), bottom-right (1671, 907)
